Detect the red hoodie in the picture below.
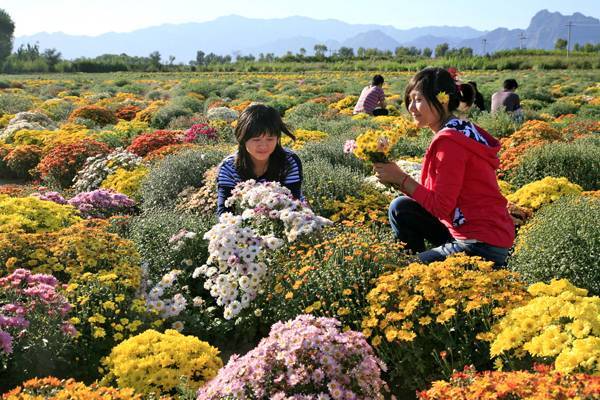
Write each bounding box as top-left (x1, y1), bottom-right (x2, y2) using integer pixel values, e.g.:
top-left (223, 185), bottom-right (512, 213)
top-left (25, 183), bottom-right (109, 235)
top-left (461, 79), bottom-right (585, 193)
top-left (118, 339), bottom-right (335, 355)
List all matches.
top-left (411, 123), bottom-right (515, 248)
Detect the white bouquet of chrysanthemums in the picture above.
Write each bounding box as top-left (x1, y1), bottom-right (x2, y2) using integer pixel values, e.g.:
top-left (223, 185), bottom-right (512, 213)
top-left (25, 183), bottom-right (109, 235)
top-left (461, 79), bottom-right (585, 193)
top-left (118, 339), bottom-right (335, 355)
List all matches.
top-left (197, 180), bottom-right (331, 319)
top-left (195, 213), bottom-right (279, 319)
top-left (226, 179), bottom-right (332, 241)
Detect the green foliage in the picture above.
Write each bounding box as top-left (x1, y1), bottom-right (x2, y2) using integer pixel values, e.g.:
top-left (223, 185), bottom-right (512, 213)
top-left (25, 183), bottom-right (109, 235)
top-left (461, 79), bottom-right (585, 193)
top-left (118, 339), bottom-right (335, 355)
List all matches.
top-left (578, 104), bottom-right (600, 119)
top-left (150, 104), bottom-right (192, 129)
top-left (518, 88), bottom-right (554, 103)
top-left (520, 99), bottom-right (545, 111)
top-left (391, 129), bottom-right (433, 158)
top-left (91, 130), bottom-right (129, 148)
top-left (0, 93), bottom-right (33, 114)
top-left (260, 224), bottom-right (411, 330)
top-left (129, 207), bottom-right (215, 280)
top-left (139, 148), bottom-right (226, 210)
top-left (510, 196), bottom-right (600, 295)
top-left (510, 139), bottom-right (600, 191)
top-left (171, 95), bottom-right (204, 113)
top-left (302, 157), bottom-right (365, 216)
top-left (298, 136), bottom-right (371, 175)
top-left (545, 101), bottom-right (580, 117)
top-left (284, 102), bottom-right (328, 121)
top-left (472, 111), bottom-right (520, 138)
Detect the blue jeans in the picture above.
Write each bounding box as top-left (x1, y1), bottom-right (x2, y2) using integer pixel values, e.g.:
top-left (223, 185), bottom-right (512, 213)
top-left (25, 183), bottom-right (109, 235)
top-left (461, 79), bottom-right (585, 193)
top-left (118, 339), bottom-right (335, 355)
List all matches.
top-left (389, 196), bottom-right (509, 267)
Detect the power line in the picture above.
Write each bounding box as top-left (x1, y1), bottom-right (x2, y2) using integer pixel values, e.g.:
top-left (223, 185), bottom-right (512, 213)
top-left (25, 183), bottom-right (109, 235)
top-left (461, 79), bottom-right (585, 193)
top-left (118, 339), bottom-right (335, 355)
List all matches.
top-left (565, 21), bottom-right (600, 57)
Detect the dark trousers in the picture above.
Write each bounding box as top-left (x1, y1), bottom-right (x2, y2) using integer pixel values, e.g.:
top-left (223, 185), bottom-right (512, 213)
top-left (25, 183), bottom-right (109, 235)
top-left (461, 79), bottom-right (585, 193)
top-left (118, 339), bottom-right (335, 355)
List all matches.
top-left (388, 196), bottom-right (509, 267)
top-left (372, 108), bottom-right (389, 116)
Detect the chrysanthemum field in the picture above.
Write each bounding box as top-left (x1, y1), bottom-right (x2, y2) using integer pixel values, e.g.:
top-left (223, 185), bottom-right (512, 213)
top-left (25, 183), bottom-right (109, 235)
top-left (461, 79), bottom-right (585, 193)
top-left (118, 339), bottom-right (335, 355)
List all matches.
top-left (0, 70), bottom-right (599, 399)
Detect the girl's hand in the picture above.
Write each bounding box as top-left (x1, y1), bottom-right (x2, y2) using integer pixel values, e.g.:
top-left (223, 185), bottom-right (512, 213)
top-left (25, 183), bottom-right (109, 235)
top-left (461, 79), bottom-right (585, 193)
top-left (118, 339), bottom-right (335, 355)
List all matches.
top-left (373, 162), bottom-right (404, 185)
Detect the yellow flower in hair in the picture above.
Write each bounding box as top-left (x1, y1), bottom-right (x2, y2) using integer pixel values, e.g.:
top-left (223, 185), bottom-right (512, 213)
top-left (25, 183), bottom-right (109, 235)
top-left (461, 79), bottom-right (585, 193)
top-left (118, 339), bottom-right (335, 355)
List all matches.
top-left (436, 91), bottom-right (449, 105)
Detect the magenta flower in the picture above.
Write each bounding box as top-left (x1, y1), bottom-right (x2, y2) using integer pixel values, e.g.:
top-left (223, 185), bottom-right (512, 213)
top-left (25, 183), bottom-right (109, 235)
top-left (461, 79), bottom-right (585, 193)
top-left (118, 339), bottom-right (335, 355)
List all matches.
top-left (35, 191), bottom-right (67, 204)
top-left (183, 123), bottom-right (218, 143)
top-left (0, 269), bottom-right (76, 356)
top-left (67, 189), bottom-right (135, 218)
top-left (0, 330), bottom-right (13, 354)
top-left (197, 315), bottom-right (388, 400)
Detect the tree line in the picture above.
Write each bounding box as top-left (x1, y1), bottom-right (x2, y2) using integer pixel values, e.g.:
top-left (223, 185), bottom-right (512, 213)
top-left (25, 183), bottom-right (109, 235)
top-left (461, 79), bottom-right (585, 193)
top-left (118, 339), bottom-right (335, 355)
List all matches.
top-left (1, 8), bottom-right (599, 74)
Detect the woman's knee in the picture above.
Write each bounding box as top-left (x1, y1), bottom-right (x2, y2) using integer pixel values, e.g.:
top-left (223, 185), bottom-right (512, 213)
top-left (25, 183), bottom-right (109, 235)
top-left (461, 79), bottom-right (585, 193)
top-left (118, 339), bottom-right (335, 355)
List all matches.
top-left (389, 196), bottom-right (417, 217)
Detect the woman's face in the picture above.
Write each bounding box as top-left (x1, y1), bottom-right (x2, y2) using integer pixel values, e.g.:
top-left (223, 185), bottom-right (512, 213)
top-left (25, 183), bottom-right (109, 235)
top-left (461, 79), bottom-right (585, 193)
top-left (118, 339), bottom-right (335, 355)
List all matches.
top-left (245, 133), bottom-right (278, 163)
top-left (408, 89), bottom-right (442, 130)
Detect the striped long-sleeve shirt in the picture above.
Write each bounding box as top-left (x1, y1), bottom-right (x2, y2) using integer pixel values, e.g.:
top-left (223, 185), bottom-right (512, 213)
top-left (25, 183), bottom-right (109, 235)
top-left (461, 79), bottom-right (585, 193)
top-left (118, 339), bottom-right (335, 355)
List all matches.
top-left (216, 148), bottom-right (304, 215)
top-left (353, 85), bottom-right (385, 115)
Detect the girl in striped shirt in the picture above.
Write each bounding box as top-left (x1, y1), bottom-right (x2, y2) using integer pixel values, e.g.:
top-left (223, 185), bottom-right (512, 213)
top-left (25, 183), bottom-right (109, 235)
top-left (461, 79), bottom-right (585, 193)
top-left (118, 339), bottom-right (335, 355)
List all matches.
top-left (216, 104), bottom-right (304, 215)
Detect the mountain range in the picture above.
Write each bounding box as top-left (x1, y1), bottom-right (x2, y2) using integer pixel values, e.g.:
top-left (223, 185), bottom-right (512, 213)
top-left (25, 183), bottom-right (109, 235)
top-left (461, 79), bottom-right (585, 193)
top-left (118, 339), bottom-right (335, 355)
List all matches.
top-left (14, 10), bottom-right (600, 61)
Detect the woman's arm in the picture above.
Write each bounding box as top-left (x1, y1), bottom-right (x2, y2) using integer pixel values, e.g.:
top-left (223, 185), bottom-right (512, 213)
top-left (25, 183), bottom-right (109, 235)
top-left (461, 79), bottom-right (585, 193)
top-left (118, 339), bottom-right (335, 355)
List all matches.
top-left (411, 140), bottom-right (467, 219)
top-left (216, 184), bottom-right (234, 215)
top-left (283, 151), bottom-right (304, 201)
top-left (375, 139), bottom-right (468, 219)
top-left (284, 181), bottom-right (304, 201)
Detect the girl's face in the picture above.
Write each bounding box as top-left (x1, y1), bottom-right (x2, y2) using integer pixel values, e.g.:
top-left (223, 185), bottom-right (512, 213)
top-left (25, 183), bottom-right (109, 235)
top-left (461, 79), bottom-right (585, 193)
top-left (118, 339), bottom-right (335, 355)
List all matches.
top-left (245, 133), bottom-right (278, 163)
top-left (407, 89), bottom-right (443, 130)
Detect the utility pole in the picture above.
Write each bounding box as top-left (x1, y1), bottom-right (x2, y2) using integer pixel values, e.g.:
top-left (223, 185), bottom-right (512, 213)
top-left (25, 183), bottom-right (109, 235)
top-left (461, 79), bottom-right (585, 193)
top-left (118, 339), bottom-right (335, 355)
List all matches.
top-left (482, 38), bottom-right (487, 55)
top-left (566, 21), bottom-right (573, 57)
top-left (565, 21), bottom-right (599, 58)
top-left (518, 32), bottom-right (527, 50)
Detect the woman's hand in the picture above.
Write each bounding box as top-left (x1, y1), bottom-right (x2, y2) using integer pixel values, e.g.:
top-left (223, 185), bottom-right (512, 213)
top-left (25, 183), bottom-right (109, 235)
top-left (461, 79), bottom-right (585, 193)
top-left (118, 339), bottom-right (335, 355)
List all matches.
top-left (373, 162), bottom-right (404, 186)
top-left (373, 162), bottom-right (418, 196)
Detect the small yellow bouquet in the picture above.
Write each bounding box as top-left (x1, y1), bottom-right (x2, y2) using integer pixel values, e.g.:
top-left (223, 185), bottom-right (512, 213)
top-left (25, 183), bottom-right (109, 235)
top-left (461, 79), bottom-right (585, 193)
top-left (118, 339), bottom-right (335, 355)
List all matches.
top-left (352, 129), bottom-right (401, 163)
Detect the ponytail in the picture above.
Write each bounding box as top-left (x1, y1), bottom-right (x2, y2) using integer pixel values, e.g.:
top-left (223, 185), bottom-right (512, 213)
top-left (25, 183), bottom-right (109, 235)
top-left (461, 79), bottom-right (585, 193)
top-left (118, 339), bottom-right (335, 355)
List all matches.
top-left (457, 83), bottom-right (475, 107)
top-left (404, 67), bottom-right (475, 116)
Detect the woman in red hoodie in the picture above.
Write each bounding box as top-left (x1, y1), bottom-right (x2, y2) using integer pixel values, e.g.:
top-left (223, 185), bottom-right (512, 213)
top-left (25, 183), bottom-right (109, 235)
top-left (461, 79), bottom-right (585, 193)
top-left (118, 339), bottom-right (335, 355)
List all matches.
top-left (374, 67), bottom-right (514, 266)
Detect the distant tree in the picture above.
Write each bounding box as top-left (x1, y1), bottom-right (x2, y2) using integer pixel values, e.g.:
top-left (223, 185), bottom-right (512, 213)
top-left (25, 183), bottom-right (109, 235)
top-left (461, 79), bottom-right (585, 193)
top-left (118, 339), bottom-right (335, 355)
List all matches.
top-left (573, 43), bottom-right (581, 52)
top-left (395, 46), bottom-right (420, 57)
top-left (314, 44), bottom-right (328, 58)
top-left (364, 48), bottom-right (387, 58)
top-left (554, 38), bottom-right (568, 50)
top-left (168, 55), bottom-right (176, 65)
top-left (148, 51), bottom-right (161, 70)
top-left (394, 46), bottom-right (408, 57)
top-left (238, 54), bottom-right (255, 62)
top-left (0, 8), bottom-right (15, 66)
top-left (435, 42), bottom-right (449, 57)
top-left (42, 48), bottom-right (61, 71)
top-left (195, 50), bottom-right (205, 66)
top-left (337, 46), bottom-right (354, 58)
top-left (298, 47), bottom-right (306, 57)
top-left (357, 47), bottom-right (366, 58)
top-left (15, 43), bottom-right (40, 61)
top-left (422, 47), bottom-right (433, 58)
top-left (204, 52), bottom-right (217, 64)
top-left (459, 47), bottom-right (473, 57)
top-left (281, 51), bottom-right (296, 62)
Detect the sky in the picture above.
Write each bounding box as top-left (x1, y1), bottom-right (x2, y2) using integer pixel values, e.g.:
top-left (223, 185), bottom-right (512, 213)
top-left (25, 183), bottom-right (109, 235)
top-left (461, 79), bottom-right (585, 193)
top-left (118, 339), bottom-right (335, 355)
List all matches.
top-left (3, 0), bottom-right (600, 37)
